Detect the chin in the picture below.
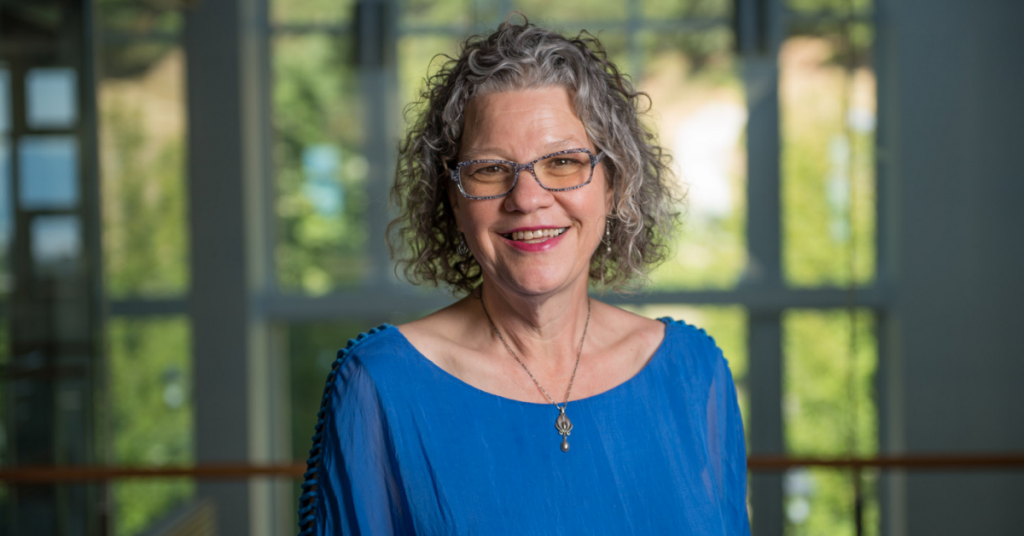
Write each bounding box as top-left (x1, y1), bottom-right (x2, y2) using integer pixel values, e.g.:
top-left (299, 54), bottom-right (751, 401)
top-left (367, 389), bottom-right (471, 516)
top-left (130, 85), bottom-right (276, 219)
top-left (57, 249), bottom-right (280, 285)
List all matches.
top-left (495, 265), bottom-right (582, 297)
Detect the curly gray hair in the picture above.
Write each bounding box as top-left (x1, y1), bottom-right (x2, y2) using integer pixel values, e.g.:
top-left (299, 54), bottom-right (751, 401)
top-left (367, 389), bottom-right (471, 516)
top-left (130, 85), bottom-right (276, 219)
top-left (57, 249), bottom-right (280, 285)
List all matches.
top-left (388, 16), bottom-right (679, 294)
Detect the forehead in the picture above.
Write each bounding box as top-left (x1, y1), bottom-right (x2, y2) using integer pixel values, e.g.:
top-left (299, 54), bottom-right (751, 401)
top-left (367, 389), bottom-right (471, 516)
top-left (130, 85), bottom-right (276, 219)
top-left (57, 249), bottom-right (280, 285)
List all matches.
top-left (460, 86), bottom-right (589, 158)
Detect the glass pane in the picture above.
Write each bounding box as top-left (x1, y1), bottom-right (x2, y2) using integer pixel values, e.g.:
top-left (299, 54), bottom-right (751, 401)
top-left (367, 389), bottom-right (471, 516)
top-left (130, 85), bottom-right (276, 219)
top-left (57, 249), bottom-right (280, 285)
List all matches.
top-left (0, 138), bottom-right (10, 291)
top-left (288, 320), bottom-right (378, 460)
top-left (273, 34), bottom-right (368, 294)
top-left (1, 4), bottom-right (64, 34)
top-left (18, 135), bottom-right (79, 209)
top-left (97, 40), bottom-right (179, 80)
top-left (0, 70), bottom-right (9, 291)
top-left (287, 318), bottom-right (388, 528)
top-left (783, 309), bottom-right (878, 536)
top-left (783, 467), bottom-right (879, 536)
top-left (25, 68), bottom-right (78, 129)
top-left (98, 45), bottom-right (189, 299)
top-left (0, 317), bottom-right (7, 364)
top-left (272, 0), bottom-right (355, 25)
top-left (642, 0), bottom-right (733, 19)
top-left (108, 316), bottom-right (195, 536)
top-left (787, 0), bottom-right (872, 14)
top-left (0, 319), bottom-right (6, 464)
top-left (512, 0), bottom-right (628, 22)
top-left (400, 0), bottom-right (477, 28)
top-left (398, 34), bottom-right (461, 125)
top-left (30, 215), bottom-right (81, 277)
top-left (97, 0), bottom-right (183, 35)
top-left (637, 29), bottom-right (746, 290)
top-left (0, 68), bottom-right (10, 133)
top-left (781, 25), bottom-right (876, 287)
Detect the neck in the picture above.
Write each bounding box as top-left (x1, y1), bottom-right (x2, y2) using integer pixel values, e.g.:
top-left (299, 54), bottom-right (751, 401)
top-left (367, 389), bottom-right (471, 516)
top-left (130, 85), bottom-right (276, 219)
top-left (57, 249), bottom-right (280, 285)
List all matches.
top-left (477, 278), bottom-right (591, 374)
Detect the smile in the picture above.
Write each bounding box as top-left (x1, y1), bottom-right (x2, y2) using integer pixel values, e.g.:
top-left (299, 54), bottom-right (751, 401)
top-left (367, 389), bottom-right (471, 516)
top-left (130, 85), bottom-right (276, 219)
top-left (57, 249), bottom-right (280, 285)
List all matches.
top-left (501, 227), bottom-right (568, 244)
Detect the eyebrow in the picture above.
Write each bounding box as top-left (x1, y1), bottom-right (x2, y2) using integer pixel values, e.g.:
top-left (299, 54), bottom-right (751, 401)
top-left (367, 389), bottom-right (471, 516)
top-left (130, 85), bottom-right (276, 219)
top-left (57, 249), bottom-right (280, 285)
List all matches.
top-left (461, 139), bottom-right (582, 161)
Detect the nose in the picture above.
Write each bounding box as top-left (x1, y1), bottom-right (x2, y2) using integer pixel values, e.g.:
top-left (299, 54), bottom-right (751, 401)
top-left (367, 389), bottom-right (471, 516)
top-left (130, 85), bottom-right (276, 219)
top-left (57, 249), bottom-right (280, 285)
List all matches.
top-left (503, 167), bottom-right (554, 214)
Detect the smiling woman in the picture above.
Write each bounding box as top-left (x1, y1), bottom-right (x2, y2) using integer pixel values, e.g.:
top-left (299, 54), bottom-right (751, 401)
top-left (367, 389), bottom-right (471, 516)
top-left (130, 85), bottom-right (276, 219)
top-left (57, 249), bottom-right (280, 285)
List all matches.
top-left (451, 87), bottom-right (612, 296)
top-left (297, 16), bottom-right (751, 536)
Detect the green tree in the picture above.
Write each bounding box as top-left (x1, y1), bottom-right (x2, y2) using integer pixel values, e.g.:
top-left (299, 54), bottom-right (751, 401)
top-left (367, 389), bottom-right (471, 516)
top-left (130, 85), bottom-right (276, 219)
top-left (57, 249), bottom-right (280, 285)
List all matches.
top-left (108, 317), bottom-right (194, 536)
top-left (99, 40), bottom-right (193, 535)
top-left (274, 34), bottom-right (369, 294)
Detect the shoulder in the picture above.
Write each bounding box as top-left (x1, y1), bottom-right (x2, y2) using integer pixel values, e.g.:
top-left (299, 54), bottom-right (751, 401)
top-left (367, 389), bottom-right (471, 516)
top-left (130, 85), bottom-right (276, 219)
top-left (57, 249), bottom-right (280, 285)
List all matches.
top-left (393, 295), bottom-right (485, 374)
top-left (320, 324), bottom-right (421, 399)
top-left (660, 317), bottom-right (720, 351)
top-left (657, 317), bottom-right (734, 381)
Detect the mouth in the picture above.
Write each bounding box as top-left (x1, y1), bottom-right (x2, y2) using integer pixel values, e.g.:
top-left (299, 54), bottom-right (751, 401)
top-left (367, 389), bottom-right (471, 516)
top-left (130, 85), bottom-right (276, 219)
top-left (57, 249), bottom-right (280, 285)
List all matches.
top-left (500, 227), bottom-right (568, 244)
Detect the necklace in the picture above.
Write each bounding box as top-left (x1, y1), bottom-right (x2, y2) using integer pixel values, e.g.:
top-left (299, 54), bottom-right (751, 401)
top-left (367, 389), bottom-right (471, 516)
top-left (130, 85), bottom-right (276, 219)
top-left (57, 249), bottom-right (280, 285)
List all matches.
top-left (478, 288), bottom-right (591, 452)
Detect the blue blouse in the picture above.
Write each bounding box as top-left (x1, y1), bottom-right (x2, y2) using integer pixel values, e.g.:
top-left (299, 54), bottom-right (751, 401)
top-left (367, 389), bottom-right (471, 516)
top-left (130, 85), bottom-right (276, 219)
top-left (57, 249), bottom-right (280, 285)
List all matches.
top-left (298, 318), bottom-right (750, 536)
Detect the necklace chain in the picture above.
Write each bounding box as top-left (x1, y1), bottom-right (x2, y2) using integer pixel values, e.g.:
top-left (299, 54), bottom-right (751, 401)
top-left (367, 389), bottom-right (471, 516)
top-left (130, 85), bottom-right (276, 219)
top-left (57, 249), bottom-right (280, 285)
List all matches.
top-left (478, 288), bottom-right (591, 411)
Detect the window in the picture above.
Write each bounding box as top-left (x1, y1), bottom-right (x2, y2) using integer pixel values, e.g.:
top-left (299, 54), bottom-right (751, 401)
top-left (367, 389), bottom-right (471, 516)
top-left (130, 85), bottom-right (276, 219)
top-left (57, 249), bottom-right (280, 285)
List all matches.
top-left (93, 0), bottom-right (882, 533)
top-left (265, 0), bottom-right (881, 534)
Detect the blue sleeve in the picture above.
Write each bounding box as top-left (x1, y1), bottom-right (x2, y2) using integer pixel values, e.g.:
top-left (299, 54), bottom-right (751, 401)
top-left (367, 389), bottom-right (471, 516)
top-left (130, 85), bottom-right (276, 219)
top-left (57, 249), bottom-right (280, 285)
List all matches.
top-left (298, 334), bottom-right (407, 536)
top-left (713, 354), bottom-right (751, 535)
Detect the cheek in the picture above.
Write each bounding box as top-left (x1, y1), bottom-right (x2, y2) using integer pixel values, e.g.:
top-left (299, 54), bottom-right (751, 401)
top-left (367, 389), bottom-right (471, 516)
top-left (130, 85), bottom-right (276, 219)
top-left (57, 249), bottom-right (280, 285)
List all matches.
top-left (598, 168), bottom-right (614, 212)
top-left (457, 202), bottom-right (499, 236)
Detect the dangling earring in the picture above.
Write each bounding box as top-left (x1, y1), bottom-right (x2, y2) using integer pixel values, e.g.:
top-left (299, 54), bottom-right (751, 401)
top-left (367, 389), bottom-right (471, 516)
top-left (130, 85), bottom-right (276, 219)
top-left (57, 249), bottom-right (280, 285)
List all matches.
top-left (456, 234), bottom-right (472, 273)
top-left (603, 218), bottom-right (612, 256)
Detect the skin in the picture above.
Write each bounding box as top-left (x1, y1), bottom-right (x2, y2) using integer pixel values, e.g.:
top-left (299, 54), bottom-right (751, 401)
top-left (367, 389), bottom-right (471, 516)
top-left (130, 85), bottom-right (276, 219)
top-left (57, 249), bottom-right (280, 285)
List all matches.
top-left (399, 86), bottom-right (665, 404)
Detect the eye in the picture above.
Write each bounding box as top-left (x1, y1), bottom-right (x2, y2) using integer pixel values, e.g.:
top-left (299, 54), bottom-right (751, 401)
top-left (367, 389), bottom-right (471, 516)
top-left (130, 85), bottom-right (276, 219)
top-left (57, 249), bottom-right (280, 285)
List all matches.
top-left (464, 162), bottom-right (513, 181)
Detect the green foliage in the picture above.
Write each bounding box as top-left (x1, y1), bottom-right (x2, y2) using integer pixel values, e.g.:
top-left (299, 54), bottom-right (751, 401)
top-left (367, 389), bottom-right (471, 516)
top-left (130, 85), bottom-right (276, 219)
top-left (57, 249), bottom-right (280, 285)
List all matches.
top-left (96, 0), bottom-right (183, 34)
top-left (271, 0), bottom-right (355, 24)
top-left (288, 320), bottom-right (383, 519)
top-left (288, 322), bottom-right (377, 457)
top-left (777, 36), bottom-right (880, 536)
top-left (784, 310), bottom-right (876, 456)
top-left (639, 39), bottom-right (746, 290)
top-left (0, 320), bottom-right (7, 364)
top-left (398, 35), bottom-right (462, 124)
top-left (642, 0), bottom-right (732, 19)
top-left (787, 0), bottom-right (873, 14)
top-left (101, 99), bottom-right (188, 299)
top-left (273, 34), bottom-right (370, 294)
top-left (513, 0), bottom-right (628, 22)
top-left (401, 0), bottom-right (476, 26)
top-left (0, 321), bottom-right (6, 467)
top-left (783, 310), bottom-right (878, 536)
top-left (99, 39), bottom-right (192, 534)
top-left (108, 317), bottom-right (194, 536)
top-left (781, 35), bottom-right (876, 287)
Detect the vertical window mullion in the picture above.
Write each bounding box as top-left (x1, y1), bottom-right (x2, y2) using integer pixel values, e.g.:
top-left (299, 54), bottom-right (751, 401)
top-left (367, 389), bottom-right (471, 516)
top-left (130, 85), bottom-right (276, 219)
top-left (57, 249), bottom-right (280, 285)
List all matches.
top-left (737, 0), bottom-right (785, 534)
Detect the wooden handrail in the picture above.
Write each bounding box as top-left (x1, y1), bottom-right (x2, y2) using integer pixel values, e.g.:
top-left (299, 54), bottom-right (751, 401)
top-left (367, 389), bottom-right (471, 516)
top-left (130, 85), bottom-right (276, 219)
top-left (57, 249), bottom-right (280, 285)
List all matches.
top-left (747, 454), bottom-right (1024, 470)
top-left (0, 463), bottom-right (307, 483)
top-left (0, 455), bottom-right (1022, 483)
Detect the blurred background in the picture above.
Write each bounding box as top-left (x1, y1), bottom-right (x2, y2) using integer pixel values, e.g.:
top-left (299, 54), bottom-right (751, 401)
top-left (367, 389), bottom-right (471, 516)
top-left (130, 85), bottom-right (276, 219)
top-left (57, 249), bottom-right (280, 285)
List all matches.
top-left (0, 0), bottom-right (1021, 534)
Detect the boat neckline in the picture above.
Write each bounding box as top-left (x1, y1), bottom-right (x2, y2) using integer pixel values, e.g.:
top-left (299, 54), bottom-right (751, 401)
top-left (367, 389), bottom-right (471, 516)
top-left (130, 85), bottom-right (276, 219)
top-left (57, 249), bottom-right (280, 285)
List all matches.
top-left (383, 318), bottom-right (673, 408)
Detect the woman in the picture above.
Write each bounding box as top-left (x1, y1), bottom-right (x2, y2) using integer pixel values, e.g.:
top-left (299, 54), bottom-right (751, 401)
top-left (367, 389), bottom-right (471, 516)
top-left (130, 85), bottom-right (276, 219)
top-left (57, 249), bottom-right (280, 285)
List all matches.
top-left (298, 18), bottom-right (749, 536)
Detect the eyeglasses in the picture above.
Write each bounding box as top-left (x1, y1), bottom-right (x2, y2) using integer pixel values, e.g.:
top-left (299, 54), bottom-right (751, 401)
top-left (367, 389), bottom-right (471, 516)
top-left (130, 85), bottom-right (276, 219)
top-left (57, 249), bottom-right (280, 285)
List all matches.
top-left (451, 148), bottom-right (604, 200)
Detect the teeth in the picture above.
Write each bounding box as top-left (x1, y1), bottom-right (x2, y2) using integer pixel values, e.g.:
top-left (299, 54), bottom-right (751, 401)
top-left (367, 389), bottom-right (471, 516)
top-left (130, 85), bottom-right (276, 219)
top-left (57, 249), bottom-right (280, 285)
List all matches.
top-left (508, 228), bottom-right (566, 242)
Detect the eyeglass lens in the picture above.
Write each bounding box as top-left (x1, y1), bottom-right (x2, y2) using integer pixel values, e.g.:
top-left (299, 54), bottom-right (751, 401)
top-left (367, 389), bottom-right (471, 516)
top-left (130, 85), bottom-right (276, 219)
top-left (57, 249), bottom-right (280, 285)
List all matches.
top-left (459, 151), bottom-right (593, 198)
